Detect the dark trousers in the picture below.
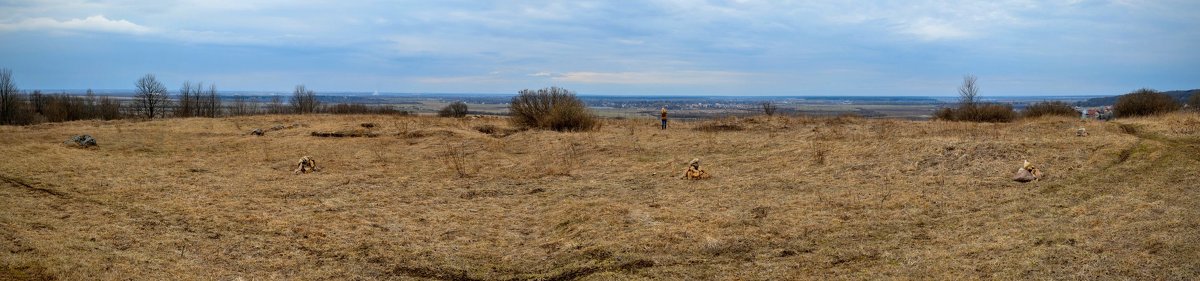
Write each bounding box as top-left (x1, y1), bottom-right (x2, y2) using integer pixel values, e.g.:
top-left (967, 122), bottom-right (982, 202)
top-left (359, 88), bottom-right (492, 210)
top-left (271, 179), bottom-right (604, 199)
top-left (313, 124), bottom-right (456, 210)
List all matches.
top-left (661, 119), bottom-right (667, 129)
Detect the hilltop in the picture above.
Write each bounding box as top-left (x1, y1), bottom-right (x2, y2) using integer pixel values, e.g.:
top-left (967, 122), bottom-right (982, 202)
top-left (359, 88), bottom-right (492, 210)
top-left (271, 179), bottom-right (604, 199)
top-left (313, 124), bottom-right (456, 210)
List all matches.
top-left (1, 113), bottom-right (1198, 279)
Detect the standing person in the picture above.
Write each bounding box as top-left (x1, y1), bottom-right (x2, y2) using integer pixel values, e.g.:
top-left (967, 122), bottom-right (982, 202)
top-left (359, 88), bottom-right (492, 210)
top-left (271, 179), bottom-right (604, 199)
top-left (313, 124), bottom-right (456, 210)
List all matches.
top-left (660, 106), bottom-right (668, 130)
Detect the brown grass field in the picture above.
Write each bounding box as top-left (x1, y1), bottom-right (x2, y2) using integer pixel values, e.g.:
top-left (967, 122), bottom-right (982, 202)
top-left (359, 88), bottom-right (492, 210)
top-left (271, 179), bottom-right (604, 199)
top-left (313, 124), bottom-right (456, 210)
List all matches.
top-left (1, 113), bottom-right (1198, 280)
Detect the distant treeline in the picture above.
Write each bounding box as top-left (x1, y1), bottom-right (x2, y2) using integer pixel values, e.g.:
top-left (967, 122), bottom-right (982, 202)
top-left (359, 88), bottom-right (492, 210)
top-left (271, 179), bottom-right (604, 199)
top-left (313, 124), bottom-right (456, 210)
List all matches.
top-left (1076, 89), bottom-right (1198, 107)
top-left (0, 69), bottom-right (408, 126)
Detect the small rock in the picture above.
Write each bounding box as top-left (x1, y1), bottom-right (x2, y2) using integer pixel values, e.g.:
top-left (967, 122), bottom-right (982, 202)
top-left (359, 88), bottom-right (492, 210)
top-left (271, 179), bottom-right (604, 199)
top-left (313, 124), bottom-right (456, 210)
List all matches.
top-left (251, 128), bottom-right (264, 136)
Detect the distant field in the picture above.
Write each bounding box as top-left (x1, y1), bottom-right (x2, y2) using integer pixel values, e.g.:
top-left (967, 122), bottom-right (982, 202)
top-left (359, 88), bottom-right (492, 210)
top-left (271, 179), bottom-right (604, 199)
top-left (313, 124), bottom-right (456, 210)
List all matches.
top-left (2, 113), bottom-right (1198, 279)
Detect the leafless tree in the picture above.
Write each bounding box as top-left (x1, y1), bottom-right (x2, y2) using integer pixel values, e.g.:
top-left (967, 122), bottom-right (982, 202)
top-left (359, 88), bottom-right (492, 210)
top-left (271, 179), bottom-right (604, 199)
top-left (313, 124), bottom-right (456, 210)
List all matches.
top-left (29, 90), bottom-right (45, 116)
top-left (84, 89), bottom-right (97, 119)
top-left (98, 95), bottom-right (122, 120)
top-left (761, 102), bottom-right (778, 116)
top-left (133, 74), bottom-right (170, 118)
top-left (201, 83), bottom-right (221, 117)
top-left (958, 74), bottom-right (978, 107)
top-left (176, 81), bottom-right (195, 118)
top-left (229, 95), bottom-right (254, 116)
top-left (0, 68), bottom-right (20, 124)
top-left (268, 95), bottom-right (286, 114)
top-left (290, 84), bottom-right (319, 114)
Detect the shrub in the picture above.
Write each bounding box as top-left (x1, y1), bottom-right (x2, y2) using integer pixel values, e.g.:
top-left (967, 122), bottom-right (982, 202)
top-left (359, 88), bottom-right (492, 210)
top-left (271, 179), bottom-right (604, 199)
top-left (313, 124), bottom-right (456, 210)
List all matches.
top-left (932, 75), bottom-right (1016, 123)
top-left (933, 107), bottom-right (955, 121)
top-left (972, 103), bottom-right (1017, 122)
top-left (935, 104), bottom-right (1016, 122)
top-left (1114, 88), bottom-right (1180, 118)
top-left (509, 87), bottom-right (598, 131)
top-left (438, 101), bottom-right (469, 117)
top-left (1188, 90), bottom-right (1200, 111)
top-left (324, 103), bottom-right (408, 115)
top-left (761, 102), bottom-right (777, 116)
top-left (1023, 101), bottom-right (1080, 118)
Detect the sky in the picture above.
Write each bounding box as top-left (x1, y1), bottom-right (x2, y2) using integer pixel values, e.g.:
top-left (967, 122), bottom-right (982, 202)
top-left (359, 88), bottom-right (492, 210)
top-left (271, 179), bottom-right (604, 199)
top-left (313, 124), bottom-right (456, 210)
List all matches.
top-left (0, 0), bottom-right (1197, 96)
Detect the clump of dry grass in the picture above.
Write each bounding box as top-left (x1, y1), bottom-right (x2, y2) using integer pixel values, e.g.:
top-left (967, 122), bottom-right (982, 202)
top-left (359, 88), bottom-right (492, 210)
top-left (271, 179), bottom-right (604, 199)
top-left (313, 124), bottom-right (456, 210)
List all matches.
top-left (310, 129), bottom-right (378, 137)
top-left (0, 113), bottom-right (1197, 280)
top-left (694, 117), bottom-right (745, 132)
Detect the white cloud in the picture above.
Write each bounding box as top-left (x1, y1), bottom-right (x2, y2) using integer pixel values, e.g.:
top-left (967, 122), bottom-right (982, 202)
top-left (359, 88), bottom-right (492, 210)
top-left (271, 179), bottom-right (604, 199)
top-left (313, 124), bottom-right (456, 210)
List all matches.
top-left (897, 17), bottom-right (972, 41)
top-left (552, 71), bottom-right (751, 84)
top-left (0, 15), bottom-right (152, 34)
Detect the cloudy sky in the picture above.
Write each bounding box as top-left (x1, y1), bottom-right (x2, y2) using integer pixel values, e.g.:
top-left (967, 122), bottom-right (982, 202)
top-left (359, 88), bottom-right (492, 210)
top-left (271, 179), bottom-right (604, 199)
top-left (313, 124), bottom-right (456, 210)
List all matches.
top-left (0, 0), bottom-right (1196, 96)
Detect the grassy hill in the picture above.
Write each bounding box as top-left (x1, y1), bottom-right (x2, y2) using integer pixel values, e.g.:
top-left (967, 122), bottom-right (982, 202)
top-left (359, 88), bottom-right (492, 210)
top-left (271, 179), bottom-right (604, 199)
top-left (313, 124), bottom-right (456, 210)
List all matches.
top-left (2, 113), bottom-right (1198, 279)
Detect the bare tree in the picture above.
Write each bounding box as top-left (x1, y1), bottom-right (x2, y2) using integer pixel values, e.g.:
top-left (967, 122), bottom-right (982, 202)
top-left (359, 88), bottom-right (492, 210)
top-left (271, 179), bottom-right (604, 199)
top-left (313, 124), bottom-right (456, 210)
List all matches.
top-left (84, 89), bottom-right (97, 119)
top-left (229, 95), bottom-right (254, 116)
top-left (0, 68), bottom-right (20, 124)
top-left (958, 74), bottom-right (978, 107)
top-left (29, 90), bottom-right (45, 116)
top-left (98, 95), bottom-right (122, 120)
top-left (176, 81), bottom-right (194, 118)
top-left (290, 84), bottom-right (319, 114)
top-left (761, 102), bottom-right (778, 116)
top-left (268, 95), bottom-right (286, 114)
top-left (202, 83), bottom-right (221, 117)
top-left (133, 74), bottom-right (170, 118)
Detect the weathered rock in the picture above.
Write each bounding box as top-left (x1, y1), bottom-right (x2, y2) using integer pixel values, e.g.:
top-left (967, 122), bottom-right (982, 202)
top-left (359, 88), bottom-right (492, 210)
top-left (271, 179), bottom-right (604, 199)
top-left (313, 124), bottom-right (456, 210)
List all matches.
top-left (64, 135), bottom-right (97, 148)
top-left (1012, 169), bottom-right (1037, 182)
top-left (1013, 160), bottom-right (1044, 183)
top-left (251, 128), bottom-right (264, 136)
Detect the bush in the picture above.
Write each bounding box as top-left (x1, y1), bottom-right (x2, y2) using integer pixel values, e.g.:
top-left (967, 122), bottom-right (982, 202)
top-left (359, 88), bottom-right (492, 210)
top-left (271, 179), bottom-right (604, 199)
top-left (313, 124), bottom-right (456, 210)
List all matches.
top-left (933, 107), bottom-right (955, 121)
top-left (932, 75), bottom-right (1016, 123)
top-left (438, 101), bottom-right (469, 117)
top-left (324, 103), bottom-right (408, 115)
top-left (966, 104), bottom-right (1016, 122)
top-left (1114, 88), bottom-right (1180, 118)
top-left (509, 87), bottom-right (598, 131)
top-left (761, 102), bottom-right (777, 116)
top-left (1023, 101), bottom-right (1080, 118)
top-left (1188, 90), bottom-right (1200, 111)
top-left (934, 103), bottom-right (1016, 122)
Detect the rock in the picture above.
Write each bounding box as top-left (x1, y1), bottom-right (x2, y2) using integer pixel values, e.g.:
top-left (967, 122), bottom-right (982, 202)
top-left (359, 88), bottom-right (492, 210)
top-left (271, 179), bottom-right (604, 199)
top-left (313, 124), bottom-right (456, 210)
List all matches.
top-left (64, 135), bottom-right (97, 148)
top-left (1012, 169), bottom-right (1037, 182)
top-left (251, 128), bottom-right (264, 136)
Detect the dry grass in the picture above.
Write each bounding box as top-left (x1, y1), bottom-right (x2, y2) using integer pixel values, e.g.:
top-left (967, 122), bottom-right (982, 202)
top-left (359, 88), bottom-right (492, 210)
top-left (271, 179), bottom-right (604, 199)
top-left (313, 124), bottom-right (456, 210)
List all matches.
top-left (1, 113), bottom-right (1199, 280)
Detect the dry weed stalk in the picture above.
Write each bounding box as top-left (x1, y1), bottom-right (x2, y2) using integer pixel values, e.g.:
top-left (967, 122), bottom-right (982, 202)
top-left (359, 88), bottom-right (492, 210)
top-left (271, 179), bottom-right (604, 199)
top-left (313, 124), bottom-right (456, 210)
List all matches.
top-left (441, 142), bottom-right (471, 178)
top-left (545, 142), bottom-right (580, 176)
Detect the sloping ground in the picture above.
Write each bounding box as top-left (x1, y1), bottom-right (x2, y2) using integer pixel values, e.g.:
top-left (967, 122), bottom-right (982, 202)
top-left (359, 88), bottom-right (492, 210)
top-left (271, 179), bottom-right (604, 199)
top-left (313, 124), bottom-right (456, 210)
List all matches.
top-left (0, 114), bottom-right (1197, 280)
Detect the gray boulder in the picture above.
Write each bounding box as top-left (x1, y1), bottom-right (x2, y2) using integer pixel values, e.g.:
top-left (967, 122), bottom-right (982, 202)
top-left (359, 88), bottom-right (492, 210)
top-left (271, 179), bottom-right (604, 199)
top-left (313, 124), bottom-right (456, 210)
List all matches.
top-left (65, 135), bottom-right (97, 148)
